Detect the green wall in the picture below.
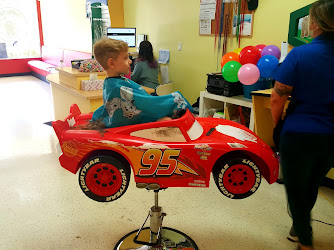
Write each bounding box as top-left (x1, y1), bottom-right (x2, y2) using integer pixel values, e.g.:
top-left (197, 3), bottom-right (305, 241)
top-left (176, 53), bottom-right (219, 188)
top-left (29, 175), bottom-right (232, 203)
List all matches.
top-left (124, 0), bottom-right (315, 104)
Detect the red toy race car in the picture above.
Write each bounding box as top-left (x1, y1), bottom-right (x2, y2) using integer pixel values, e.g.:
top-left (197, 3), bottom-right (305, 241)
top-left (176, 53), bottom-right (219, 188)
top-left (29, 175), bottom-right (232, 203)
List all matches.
top-left (53, 104), bottom-right (278, 202)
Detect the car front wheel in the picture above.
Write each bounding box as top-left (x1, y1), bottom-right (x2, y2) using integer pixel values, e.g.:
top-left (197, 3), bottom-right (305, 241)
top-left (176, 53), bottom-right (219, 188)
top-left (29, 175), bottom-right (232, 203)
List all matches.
top-left (214, 158), bottom-right (261, 199)
top-left (78, 155), bottom-right (130, 202)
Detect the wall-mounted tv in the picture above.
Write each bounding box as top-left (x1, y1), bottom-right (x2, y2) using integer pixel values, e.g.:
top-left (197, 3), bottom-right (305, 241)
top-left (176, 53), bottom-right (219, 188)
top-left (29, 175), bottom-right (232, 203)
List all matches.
top-left (107, 28), bottom-right (136, 47)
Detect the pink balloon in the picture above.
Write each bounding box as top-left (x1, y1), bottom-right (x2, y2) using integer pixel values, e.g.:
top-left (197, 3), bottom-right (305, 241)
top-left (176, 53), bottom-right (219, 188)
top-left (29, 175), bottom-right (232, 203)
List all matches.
top-left (256, 44), bottom-right (266, 53)
top-left (238, 64), bottom-right (260, 85)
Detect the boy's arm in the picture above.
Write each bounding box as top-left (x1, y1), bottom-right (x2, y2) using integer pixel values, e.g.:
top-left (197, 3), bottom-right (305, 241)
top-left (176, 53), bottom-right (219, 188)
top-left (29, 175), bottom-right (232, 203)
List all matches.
top-left (133, 90), bottom-right (193, 120)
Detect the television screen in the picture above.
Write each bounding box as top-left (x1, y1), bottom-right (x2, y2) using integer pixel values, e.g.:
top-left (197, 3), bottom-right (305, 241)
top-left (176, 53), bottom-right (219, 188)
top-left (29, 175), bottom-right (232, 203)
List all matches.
top-left (107, 28), bottom-right (136, 47)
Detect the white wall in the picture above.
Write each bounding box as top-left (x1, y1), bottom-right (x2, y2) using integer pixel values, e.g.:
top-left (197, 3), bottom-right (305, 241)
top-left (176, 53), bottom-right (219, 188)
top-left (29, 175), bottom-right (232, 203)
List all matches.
top-left (40, 0), bottom-right (92, 52)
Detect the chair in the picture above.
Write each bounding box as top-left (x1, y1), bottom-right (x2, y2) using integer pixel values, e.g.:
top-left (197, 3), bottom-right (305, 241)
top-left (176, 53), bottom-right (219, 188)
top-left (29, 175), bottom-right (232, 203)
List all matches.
top-left (155, 81), bottom-right (174, 96)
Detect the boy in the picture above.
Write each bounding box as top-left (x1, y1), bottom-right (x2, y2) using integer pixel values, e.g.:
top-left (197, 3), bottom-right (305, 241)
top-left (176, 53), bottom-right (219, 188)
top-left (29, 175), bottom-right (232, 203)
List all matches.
top-left (92, 37), bottom-right (193, 128)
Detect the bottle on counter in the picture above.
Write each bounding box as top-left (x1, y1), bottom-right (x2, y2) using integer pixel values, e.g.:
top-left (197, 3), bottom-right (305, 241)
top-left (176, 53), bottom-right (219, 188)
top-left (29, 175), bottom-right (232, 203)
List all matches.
top-left (58, 59), bottom-right (64, 68)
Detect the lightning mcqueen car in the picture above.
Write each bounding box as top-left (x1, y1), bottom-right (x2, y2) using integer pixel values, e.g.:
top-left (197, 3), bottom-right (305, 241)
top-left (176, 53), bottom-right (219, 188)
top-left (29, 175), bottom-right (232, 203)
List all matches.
top-left (52, 104), bottom-right (278, 202)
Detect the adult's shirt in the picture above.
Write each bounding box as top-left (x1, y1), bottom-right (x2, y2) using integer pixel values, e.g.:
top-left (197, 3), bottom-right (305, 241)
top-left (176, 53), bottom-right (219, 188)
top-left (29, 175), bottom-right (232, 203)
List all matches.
top-left (92, 76), bottom-right (193, 128)
top-left (273, 35), bottom-right (334, 135)
top-left (131, 61), bottom-right (159, 89)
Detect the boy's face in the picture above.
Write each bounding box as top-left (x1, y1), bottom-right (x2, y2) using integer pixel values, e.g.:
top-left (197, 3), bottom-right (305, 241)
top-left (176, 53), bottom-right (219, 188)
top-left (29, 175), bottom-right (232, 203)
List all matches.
top-left (113, 50), bottom-right (132, 75)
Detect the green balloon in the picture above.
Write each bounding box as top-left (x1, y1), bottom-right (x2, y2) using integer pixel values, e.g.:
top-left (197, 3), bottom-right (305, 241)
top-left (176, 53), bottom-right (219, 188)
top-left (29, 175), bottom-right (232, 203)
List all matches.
top-left (222, 61), bottom-right (242, 82)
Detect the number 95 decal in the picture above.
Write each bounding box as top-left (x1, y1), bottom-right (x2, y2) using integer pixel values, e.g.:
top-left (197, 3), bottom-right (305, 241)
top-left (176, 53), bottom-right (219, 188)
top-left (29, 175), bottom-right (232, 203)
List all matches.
top-left (138, 149), bottom-right (181, 176)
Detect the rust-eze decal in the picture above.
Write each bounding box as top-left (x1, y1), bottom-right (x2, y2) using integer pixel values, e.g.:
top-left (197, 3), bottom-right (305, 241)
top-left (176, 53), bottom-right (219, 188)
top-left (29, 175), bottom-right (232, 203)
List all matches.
top-left (200, 156), bottom-right (208, 160)
top-left (138, 149), bottom-right (198, 176)
top-left (62, 141), bottom-right (78, 157)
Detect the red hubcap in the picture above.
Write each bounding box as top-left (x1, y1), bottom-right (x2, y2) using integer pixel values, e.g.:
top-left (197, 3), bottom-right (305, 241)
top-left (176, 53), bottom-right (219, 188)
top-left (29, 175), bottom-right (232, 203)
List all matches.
top-left (85, 163), bottom-right (122, 197)
top-left (223, 164), bottom-right (256, 194)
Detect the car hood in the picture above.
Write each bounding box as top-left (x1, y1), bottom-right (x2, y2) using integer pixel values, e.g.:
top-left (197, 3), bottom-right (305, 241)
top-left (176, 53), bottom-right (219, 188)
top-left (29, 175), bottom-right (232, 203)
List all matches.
top-left (196, 117), bottom-right (264, 146)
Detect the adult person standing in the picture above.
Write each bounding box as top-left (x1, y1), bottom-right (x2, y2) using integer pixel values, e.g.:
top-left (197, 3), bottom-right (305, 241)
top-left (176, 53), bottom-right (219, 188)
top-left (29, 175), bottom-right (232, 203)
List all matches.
top-left (131, 41), bottom-right (160, 90)
top-left (270, 1), bottom-right (334, 249)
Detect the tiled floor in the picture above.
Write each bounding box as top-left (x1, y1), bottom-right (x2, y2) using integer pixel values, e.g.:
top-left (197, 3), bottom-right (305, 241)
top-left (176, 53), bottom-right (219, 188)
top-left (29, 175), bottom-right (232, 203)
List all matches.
top-left (0, 76), bottom-right (333, 250)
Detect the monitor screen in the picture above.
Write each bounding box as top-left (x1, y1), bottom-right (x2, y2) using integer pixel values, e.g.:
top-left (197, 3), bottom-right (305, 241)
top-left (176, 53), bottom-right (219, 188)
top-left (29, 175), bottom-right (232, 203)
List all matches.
top-left (107, 28), bottom-right (136, 47)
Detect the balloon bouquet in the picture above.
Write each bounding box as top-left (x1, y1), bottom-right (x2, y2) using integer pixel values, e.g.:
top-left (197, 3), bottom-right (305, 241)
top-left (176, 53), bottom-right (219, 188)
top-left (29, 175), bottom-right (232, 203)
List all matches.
top-left (221, 44), bottom-right (281, 98)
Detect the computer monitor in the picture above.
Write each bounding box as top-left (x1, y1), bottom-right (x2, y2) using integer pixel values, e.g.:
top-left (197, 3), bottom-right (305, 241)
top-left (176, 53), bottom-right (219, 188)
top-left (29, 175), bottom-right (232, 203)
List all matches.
top-left (107, 28), bottom-right (136, 47)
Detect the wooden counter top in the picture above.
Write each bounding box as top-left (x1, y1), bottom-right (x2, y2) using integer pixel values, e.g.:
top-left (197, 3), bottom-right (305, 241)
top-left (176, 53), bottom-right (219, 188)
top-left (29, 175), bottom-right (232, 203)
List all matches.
top-left (47, 73), bottom-right (103, 99)
top-left (251, 88), bottom-right (273, 97)
top-left (251, 88), bottom-right (292, 101)
top-left (56, 67), bottom-right (107, 77)
top-left (47, 73), bottom-right (156, 99)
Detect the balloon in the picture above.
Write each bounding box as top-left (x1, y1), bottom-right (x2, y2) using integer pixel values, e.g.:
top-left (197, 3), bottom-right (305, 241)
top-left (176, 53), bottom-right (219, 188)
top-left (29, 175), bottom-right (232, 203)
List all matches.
top-left (233, 48), bottom-right (243, 55)
top-left (257, 55), bottom-right (279, 78)
top-left (261, 45), bottom-right (281, 60)
top-left (222, 61), bottom-right (242, 83)
top-left (221, 52), bottom-right (240, 67)
top-left (238, 63), bottom-right (260, 85)
top-left (239, 46), bottom-right (262, 65)
top-left (255, 44), bottom-right (266, 53)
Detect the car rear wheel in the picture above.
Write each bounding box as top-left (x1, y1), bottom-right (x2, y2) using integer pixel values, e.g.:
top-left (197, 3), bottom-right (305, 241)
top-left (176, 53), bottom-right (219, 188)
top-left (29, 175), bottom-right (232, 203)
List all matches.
top-left (78, 155), bottom-right (130, 202)
top-left (214, 158), bottom-right (261, 199)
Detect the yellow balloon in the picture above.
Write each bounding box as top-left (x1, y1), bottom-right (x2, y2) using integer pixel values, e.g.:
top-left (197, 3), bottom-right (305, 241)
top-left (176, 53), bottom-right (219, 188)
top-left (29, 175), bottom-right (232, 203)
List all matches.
top-left (233, 48), bottom-right (243, 55)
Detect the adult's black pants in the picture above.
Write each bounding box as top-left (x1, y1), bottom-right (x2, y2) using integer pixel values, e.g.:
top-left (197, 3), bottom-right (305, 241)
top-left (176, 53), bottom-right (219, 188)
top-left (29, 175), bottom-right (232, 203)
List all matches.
top-left (280, 133), bottom-right (334, 246)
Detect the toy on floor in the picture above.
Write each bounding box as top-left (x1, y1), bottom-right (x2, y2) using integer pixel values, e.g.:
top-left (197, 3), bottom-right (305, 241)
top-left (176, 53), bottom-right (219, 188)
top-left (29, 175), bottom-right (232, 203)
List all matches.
top-left (52, 104), bottom-right (278, 202)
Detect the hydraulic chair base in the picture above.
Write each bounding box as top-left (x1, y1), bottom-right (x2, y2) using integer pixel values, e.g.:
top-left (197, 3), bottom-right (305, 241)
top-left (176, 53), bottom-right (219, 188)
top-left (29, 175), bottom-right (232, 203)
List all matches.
top-left (114, 227), bottom-right (198, 250)
top-left (114, 190), bottom-right (198, 250)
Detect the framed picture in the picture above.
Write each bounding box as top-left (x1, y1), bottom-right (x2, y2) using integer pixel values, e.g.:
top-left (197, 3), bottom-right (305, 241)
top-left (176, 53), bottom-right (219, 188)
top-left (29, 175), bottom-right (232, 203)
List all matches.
top-left (288, 3), bottom-right (314, 47)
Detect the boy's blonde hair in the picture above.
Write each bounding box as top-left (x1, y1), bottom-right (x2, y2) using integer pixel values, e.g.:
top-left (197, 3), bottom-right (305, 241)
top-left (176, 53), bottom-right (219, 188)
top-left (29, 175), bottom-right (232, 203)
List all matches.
top-left (93, 37), bottom-right (129, 69)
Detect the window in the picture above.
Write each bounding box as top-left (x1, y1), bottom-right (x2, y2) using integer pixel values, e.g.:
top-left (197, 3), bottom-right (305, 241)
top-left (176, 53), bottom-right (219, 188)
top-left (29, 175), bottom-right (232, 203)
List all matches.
top-left (130, 127), bottom-right (187, 143)
top-left (187, 120), bottom-right (203, 140)
top-left (0, 0), bottom-right (41, 59)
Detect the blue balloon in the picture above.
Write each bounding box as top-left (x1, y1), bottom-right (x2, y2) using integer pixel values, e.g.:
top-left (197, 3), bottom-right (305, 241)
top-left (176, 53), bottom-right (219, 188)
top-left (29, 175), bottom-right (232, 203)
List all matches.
top-left (256, 55), bottom-right (279, 78)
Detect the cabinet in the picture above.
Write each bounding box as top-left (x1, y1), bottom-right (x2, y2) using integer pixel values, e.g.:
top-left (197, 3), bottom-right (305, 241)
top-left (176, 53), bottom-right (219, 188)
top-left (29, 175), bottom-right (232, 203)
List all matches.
top-left (199, 91), bottom-right (254, 131)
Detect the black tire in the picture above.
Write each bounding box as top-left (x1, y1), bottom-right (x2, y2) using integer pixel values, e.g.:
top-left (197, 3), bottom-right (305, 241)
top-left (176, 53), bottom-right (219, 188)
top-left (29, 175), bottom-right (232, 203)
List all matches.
top-left (78, 155), bottom-right (130, 202)
top-left (214, 158), bottom-right (261, 199)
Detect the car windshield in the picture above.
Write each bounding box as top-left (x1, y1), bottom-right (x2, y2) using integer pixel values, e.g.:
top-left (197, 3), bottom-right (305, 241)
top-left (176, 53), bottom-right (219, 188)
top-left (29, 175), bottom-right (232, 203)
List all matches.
top-left (187, 120), bottom-right (203, 140)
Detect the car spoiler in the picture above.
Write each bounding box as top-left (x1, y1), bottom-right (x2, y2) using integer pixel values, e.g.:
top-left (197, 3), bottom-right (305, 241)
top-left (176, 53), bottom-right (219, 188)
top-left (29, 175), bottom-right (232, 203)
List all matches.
top-left (52, 104), bottom-right (88, 143)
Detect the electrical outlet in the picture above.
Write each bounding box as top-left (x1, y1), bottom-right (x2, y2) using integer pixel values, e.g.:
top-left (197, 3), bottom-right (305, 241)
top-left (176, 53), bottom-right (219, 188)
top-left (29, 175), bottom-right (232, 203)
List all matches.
top-left (178, 42), bottom-right (182, 51)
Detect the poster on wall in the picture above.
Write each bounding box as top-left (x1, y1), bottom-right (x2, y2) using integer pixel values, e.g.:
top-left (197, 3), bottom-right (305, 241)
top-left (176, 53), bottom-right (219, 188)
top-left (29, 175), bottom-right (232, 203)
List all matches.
top-left (200, 20), bottom-right (211, 35)
top-left (232, 14), bottom-right (253, 36)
